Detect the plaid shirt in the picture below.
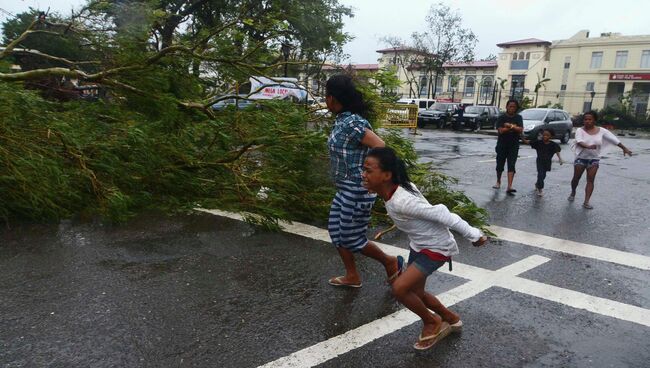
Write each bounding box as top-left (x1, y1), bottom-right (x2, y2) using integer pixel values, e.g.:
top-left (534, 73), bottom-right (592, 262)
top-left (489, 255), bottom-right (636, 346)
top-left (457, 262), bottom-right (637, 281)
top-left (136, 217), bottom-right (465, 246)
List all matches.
top-left (328, 112), bottom-right (372, 183)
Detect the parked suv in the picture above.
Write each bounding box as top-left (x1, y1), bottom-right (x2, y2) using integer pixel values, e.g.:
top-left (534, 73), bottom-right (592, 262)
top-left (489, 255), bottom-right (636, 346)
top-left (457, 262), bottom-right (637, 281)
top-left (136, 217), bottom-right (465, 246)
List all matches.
top-left (521, 108), bottom-right (573, 143)
top-left (417, 102), bottom-right (459, 128)
top-left (452, 105), bottom-right (500, 131)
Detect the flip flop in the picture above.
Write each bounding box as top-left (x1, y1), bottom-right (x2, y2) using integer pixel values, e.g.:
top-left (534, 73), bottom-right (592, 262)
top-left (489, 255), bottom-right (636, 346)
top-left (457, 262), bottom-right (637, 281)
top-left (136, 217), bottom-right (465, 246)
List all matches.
top-left (413, 322), bottom-right (452, 350)
top-left (328, 276), bottom-right (362, 288)
top-left (506, 188), bottom-right (517, 193)
top-left (567, 194), bottom-right (575, 202)
top-left (492, 184), bottom-right (500, 189)
top-left (387, 255), bottom-right (405, 284)
top-left (450, 320), bottom-right (463, 332)
top-left (583, 203), bottom-right (593, 209)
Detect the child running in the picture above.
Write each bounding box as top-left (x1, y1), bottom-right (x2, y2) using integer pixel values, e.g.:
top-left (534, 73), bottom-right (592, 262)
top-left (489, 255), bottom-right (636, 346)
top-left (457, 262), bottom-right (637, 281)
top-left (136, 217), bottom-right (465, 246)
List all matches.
top-left (530, 129), bottom-right (563, 197)
top-left (361, 147), bottom-right (488, 350)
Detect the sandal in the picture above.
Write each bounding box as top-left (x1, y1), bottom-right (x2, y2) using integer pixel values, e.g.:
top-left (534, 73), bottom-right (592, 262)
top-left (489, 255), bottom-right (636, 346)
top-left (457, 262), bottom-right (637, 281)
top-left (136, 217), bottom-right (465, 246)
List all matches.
top-left (387, 255), bottom-right (405, 284)
top-left (328, 276), bottom-right (362, 288)
top-left (567, 194), bottom-right (575, 202)
top-left (583, 203), bottom-right (593, 210)
top-left (413, 322), bottom-right (452, 350)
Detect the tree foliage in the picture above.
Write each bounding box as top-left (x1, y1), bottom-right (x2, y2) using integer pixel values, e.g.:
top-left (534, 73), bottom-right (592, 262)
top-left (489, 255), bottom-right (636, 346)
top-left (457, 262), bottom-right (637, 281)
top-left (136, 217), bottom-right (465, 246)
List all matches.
top-left (0, 2), bottom-right (489, 231)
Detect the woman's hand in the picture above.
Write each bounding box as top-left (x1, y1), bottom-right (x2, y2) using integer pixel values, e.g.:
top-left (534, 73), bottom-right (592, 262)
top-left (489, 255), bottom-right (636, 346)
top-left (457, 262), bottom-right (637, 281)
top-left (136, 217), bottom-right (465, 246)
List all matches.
top-left (472, 236), bottom-right (488, 247)
top-left (623, 148), bottom-right (633, 156)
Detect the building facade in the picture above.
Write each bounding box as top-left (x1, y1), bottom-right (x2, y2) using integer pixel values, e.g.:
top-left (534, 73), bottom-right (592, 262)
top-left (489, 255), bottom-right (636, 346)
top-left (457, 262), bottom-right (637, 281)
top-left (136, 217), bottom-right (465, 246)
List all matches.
top-left (546, 30), bottom-right (650, 116)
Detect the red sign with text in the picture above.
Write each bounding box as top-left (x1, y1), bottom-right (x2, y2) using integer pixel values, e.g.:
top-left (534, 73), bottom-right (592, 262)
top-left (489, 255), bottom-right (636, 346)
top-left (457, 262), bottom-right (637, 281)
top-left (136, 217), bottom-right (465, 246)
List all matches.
top-left (609, 73), bottom-right (650, 81)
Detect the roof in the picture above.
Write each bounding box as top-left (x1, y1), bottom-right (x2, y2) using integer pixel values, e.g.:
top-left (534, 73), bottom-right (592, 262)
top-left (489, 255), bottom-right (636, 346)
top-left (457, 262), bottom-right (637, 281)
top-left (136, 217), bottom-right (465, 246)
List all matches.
top-left (376, 46), bottom-right (420, 53)
top-left (443, 60), bottom-right (498, 68)
top-left (496, 38), bottom-right (551, 48)
top-left (322, 63), bottom-right (379, 71)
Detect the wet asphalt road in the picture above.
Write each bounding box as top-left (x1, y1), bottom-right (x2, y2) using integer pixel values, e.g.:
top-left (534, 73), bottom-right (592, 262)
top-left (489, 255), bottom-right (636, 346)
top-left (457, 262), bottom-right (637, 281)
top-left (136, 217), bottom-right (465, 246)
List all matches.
top-left (1, 129), bottom-right (649, 367)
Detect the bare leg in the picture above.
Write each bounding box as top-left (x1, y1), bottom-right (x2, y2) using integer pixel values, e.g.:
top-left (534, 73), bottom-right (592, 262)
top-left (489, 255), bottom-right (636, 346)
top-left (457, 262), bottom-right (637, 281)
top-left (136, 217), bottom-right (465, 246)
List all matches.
top-left (360, 241), bottom-right (398, 279)
top-left (570, 164), bottom-right (586, 197)
top-left (414, 277), bottom-right (460, 324)
top-left (392, 266), bottom-right (442, 339)
top-left (506, 171), bottom-right (515, 191)
top-left (584, 166), bottom-right (599, 205)
top-left (494, 171), bottom-right (503, 188)
top-left (333, 247), bottom-right (361, 285)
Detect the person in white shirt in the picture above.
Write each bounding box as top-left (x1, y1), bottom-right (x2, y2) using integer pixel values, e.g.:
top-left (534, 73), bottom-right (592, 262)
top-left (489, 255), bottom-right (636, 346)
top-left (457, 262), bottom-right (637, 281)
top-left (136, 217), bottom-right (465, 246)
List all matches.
top-left (362, 147), bottom-right (488, 350)
top-left (569, 111), bottom-right (632, 209)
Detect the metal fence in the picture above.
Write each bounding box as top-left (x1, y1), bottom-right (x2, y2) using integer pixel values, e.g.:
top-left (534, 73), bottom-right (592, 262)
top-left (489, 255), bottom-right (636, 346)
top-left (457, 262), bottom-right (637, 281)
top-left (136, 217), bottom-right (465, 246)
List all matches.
top-left (378, 103), bottom-right (418, 129)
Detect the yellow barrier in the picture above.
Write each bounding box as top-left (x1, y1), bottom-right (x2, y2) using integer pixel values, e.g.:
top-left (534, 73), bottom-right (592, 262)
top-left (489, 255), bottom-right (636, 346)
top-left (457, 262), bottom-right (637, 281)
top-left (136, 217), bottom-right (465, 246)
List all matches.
top-left (378, 103), bottom-right (418, 129)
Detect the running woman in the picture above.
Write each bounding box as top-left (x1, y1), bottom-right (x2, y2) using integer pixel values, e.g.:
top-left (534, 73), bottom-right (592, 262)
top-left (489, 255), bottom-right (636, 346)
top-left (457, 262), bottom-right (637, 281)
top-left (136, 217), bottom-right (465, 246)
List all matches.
top-left (325, 75), bottom-right (403, 288)
top-left (569, 111), bottom-right (632, 209)
top-left (362, 147), bottom-right (488, 350)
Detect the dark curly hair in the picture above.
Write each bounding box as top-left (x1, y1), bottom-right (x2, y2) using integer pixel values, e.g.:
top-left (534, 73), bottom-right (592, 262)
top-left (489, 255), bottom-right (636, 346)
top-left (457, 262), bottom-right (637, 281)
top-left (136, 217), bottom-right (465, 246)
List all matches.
top-left (325, 74), bottom-right (369, 119)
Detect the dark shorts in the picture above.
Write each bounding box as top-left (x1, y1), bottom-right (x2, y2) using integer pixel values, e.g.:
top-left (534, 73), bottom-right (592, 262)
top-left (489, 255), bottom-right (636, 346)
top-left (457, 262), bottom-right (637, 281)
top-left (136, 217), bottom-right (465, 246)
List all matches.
top-left (574, 158), bottom-right (599, 168)
top-left (496, 145), bottom-right (519, 173)
top-left (407, 249), bottom-right (447, 276)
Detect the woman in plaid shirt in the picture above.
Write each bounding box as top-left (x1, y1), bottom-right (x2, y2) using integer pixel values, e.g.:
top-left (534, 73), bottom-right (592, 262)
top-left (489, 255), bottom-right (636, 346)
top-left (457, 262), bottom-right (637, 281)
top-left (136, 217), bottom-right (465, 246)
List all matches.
top-left (325, 75), bottom-right (403, 288)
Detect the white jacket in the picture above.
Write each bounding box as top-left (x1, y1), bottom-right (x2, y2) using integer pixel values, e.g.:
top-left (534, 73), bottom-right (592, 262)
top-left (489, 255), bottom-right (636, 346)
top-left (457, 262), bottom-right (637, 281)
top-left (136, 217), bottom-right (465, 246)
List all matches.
top-left (385, 184), bottom-right (482, 256)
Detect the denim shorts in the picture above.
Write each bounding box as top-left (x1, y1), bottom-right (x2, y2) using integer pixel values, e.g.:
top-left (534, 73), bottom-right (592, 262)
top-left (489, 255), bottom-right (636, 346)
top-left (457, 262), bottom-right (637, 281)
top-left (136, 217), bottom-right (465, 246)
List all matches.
top-left (574, 158), bottom-right (600, 168)
top-left (407, 249), bottom-right (447, 276)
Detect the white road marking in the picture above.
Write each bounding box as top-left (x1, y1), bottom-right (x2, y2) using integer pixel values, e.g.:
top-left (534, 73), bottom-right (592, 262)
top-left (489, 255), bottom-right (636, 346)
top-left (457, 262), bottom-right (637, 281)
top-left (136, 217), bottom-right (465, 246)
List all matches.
top-left (257, 257), bottom-right (547, 368)
top-left (489, 225), bottom-right (650, 271)
top-left (197, 209), bottom-right (650, 368)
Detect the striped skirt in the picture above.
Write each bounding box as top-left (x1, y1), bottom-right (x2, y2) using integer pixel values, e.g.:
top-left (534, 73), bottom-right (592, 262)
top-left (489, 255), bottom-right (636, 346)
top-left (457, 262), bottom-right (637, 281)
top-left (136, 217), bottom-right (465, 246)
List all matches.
top-left (328, 180), bottom-right (377, 252)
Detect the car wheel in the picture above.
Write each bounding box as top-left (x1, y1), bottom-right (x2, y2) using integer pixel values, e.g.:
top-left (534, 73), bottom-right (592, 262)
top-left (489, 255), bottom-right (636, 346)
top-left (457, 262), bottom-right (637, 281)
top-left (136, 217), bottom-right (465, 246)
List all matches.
top-left (437, 118), bottom-right (446, 129)
top-left (417, 119), bottom-right (425, 128)
top-left (561, 130), bottom-right (570, 144)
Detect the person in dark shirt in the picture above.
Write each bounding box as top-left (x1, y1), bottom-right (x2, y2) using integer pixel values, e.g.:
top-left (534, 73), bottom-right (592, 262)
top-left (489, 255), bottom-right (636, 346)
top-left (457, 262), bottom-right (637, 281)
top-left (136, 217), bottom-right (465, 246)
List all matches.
top-left (530, 129), bottom-right (563, 196)
top-left (493, 99), bottom-right (524, 194)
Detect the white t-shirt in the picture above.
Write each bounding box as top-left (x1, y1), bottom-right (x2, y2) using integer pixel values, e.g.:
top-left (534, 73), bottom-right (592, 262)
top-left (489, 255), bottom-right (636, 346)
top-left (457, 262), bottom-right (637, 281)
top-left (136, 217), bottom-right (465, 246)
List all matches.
top-left (385, 184), bottom-right (482, 256)
top-left (574, 127), bottom-right (621, 159)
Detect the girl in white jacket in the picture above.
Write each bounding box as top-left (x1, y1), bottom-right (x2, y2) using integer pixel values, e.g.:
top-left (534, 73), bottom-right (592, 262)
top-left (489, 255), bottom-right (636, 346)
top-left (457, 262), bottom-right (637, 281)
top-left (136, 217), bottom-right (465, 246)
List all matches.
top-left (362, 147), bottom-right (487, 350)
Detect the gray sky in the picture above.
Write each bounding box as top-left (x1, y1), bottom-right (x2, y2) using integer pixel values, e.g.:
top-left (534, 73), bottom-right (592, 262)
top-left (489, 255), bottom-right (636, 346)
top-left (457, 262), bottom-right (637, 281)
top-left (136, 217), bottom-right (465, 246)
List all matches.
top-left (3, 0), bottom-right (650, 64)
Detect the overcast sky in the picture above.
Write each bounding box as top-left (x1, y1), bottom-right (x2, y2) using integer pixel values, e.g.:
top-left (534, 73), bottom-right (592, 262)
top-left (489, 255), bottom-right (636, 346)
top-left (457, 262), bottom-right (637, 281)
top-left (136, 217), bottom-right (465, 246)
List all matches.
top-left (3, 0), bottom-right (650, 64)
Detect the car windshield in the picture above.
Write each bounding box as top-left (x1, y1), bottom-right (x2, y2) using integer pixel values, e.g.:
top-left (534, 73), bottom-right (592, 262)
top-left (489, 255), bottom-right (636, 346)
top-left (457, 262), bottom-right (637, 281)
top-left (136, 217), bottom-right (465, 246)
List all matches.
top-left (429, 103), bottom-right (450, 111)
top-left (464, 106), bottom-right (481, 114)
top-left (521, 109), bottom-right (548, 121)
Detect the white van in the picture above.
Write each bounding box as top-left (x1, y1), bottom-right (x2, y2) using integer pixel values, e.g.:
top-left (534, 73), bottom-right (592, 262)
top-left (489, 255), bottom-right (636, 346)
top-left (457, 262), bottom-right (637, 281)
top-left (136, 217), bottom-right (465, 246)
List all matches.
top-left (396, 98), bottom-right (436, 112)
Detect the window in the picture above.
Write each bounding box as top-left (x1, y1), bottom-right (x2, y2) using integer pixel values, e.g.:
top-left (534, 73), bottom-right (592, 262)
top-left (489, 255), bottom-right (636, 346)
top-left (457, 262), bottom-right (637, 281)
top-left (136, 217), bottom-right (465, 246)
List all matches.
top-left (590, 52), bottom-right (603, 69)
top-left (583, 101), bottom-right (592, 112)
top-left (525, 52), bottom-right (530, 60)
top-left (560, 84), bottom-right (567, 91)
top-left (585, 82), bottom-right (595, 92)
top-left (564, 62), bottom-right (570, 69)
top-left (518, 51), bottom-right (525, 60)
top-left (447, 75), bottom-right (458, 92)
top-left (615, 51), bottom-right (628, 68)
top-left (641, 50), bottom-right (650, 68)
top-left (464, 76), bottom-right (475, 96)
top-left (513, 52), bottom-right (518, 60)
top-left (542, 68), bottom-right (547, 78)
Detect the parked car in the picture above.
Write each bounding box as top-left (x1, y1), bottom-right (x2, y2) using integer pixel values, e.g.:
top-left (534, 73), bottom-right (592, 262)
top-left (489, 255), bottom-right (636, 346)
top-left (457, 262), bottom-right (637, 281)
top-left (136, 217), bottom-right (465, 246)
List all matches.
top-left (417, 102), bottom-right (460, 128)
top-left (212, 96), bottom-right (257, 110)
top-left (521, 108), bottom-right (573, 143)
top-left (396, 98), bottom-right (436, 113)
top-left (451, 105), bottom-right (500, 131)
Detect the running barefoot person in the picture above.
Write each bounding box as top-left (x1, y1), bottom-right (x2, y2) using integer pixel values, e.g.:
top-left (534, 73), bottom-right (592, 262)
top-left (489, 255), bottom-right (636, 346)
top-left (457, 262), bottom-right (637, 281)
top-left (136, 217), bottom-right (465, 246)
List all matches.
top-left (362, 147), bottom-right (487, 350)
top-left (494, 99), bottom-right (524, 194)
top-left (325, 75), bottom-right (403, 288)
top-left (569, 110), bottom-right (632, 209)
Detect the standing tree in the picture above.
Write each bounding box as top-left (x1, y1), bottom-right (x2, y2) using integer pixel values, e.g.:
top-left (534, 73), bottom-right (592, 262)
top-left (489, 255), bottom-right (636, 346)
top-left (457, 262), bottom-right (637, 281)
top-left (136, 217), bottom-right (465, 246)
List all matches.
top-left (411, 2), bottom-right (477, 99)
top-left (534, 73), bottom-right (551, 107)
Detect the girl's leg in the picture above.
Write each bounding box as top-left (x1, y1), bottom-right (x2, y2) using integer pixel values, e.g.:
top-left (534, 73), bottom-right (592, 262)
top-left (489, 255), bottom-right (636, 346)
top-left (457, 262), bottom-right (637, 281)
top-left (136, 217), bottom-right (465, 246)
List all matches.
top-left (391, 266), bottom-right (441, 338)
top-left (333, 247), bottom-right (361, 285)
top-left (360, 241), bottom-right (399, 279)
top-left (414, 277), bottom-right (460, 324)
top-left (570, 164), bottom-right (586, 197)
top-left (584, 166), bottom-right (599, 206)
